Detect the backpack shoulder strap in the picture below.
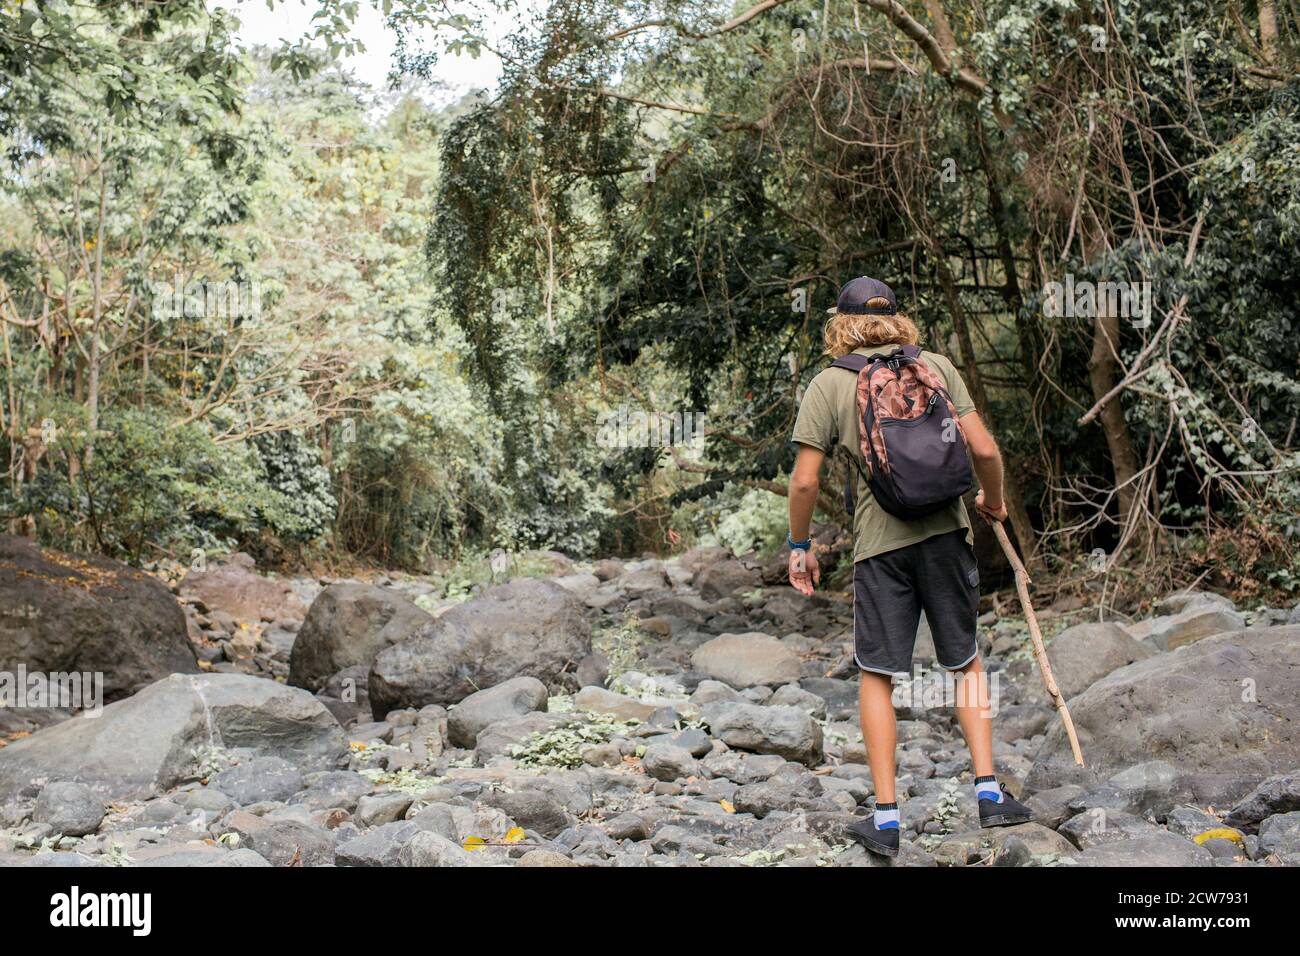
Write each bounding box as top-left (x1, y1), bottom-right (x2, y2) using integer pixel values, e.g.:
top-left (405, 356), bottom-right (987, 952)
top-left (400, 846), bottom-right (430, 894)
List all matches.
top-left (830, 354), bottom-right (870, 373)
top-left (898, 344), bottom-right (923, 360)
top-left (826, 354), bottom-right (873, 515)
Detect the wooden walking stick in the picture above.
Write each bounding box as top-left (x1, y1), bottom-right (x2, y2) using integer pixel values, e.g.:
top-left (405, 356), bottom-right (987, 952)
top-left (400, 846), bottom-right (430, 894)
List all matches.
top-left (988, 520), bottom-right (1085, 766)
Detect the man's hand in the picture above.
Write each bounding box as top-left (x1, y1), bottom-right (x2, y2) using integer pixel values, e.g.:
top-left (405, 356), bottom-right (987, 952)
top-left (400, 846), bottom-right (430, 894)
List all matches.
top-left (788, 548), bottom-right (820, 596)
top-left (975, 490), bottom-right (1008, 523)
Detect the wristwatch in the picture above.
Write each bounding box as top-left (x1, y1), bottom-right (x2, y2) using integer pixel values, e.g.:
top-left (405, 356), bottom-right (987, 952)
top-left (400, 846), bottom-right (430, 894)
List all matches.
top-left (787, 533), bottom-right (812, 551)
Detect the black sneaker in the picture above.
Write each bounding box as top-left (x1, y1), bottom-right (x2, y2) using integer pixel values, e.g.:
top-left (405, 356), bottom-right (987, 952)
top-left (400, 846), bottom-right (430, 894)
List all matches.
top-left (845, 818), bottom-right (900, 858)
top-left (978, 784), bottom-right (1034, 828)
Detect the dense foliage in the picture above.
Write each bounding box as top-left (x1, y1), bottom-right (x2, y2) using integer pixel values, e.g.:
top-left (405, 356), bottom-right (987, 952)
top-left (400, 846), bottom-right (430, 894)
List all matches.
top-left (2, 1), bottom-right (1297, 602)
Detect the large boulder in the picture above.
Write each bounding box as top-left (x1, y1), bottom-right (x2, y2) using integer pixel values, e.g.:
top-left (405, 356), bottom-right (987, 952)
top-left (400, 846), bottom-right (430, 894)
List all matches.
top-left (0, 534), bottom-right (198, 703)
top-left (0, 673), bottom-right (346, 802)
top-left (368, 579), bottom-right (591, 714)
top-left (288, 583), bottom-right (433, 693)
top-left (1026, 626), bottom-right (1300, 807)
top-left (700, 701), bottom-right (823, 766)
top-left (691, 633), bottom-right (801, 689)
top-left (1029, 622), bottom-right (1154, 701)
top-left (180, 552), bottom-right (306, 623)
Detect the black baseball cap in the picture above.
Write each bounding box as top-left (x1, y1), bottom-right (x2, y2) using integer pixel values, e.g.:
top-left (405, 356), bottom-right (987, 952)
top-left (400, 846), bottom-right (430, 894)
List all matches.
top-left (828, 276), bottom-right (898, 315)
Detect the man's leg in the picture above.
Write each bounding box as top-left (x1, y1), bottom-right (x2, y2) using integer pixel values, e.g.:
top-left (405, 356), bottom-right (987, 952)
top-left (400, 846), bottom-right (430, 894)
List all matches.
top-left (952, 654), bottom-right (994, 779)
top-left (859, 671), bottom-right (898, 803)
top-left (919, 530), bottom-right (1031, 826)
top-left (845, 551), bottom-right (920, 856)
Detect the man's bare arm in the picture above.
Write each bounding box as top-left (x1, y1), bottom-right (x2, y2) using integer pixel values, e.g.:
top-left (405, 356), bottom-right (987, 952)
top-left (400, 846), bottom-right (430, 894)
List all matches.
top-left (788, 444), bottom-right (825, 594)
top-left (788, 443), bottom-right (824, 541)
top-left (959, 411), bottom-right (1008, 521)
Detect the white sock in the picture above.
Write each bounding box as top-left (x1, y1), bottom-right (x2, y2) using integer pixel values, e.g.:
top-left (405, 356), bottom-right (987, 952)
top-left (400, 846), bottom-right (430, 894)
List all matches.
top-left (975, 775), bottom-right (1003, 803)
top-left (873, 801), bottom-right (899, 830)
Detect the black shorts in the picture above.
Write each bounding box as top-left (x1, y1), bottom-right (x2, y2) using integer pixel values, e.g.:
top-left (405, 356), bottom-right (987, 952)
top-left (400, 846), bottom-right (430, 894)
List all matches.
top-left (853, 529), bottom-right (980, 675)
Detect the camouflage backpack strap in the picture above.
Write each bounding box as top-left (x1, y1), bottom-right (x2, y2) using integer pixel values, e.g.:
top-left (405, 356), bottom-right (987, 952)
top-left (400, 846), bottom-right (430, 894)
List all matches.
top-left (896, 345), bottom-right (966, 435)
top-left (829, 354), bottom-right (874, 511)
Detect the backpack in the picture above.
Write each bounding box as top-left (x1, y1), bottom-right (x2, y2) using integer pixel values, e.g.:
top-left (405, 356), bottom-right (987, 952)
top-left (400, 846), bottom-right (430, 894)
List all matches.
top-left (831, 345), bottom-right (974, 519)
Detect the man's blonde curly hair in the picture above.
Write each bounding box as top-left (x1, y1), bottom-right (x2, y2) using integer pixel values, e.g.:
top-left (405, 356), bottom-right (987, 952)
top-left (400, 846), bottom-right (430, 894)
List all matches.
top-left (823, 296), bottom-right (920, 357)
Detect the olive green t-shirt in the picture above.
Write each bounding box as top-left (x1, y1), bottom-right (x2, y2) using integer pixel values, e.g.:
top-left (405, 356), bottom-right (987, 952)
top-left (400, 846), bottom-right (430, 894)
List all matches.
top-left (792, 345), bottom-right (977, 563)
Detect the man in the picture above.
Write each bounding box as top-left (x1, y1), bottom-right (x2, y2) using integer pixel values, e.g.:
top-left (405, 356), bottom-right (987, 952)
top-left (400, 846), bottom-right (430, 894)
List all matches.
top-left (787, 276), bottom-right (1032, 858)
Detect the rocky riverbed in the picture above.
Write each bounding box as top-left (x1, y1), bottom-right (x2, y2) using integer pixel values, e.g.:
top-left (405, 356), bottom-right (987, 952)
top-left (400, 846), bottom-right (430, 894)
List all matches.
top-left (1, 533), bottom-right (1298, 868)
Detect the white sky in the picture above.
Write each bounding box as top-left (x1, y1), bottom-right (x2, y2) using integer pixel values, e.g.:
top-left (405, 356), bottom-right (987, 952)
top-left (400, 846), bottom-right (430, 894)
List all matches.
top-left (219, 0), bottom-right (512, 99)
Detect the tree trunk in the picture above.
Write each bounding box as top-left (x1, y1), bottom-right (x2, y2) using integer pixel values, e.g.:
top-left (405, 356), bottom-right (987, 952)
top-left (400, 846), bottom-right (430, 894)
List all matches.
top-left (1087, 307), bottom-right (1142, 534)
top-left (1260, 1), bottom-right (1279, 62)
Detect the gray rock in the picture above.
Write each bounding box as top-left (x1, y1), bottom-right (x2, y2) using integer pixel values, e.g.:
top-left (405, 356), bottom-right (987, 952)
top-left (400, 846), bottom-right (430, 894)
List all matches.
top-left (732, 776), bottom-right (825, 818)
top-left (177, 788), bottom-right (235, 817)
top-left (700, 702), bottom-right (823, 766)
top-left (700, 750), bottom-right (789, 785)
top-left (224, 810), bottom-right (335, 866)
top-left (695, 560), bottom-right (761, 599)
top-left (1022, 784), bottom-right (1084, 830)
top-left (20, 851), bottom-right (104, 867)
top-left (552, 573), bottom-right (600, 600)
top-left (1223, 772), bottom-right (1300, 829)
top-left (1075, 831), bottom-right (1214, 867)
top-left (572, 686), bottom-right (659, 722)
top-left (642, 728), bottom-right (712, 758)
top-left (1142, 606), bottom-right (1248, 651)
top-left (1165, 805), bottom-right (1225, 839)
top-left (32, 782), bottom-right (105, 837)
top-left (603, 812), bottom-right (650, 841)
top-left (591, 559), bottom-right (624, 581)
top-left (992, 704), bottom-right (1053, 743)
top-left (1155, 590), bottom-right (1236, 616)
top-left (289, 771), bottom-right (373, 812)
top-left (447, 677), bottom-right (549, 748)
top-left (289, 583), bottom-right (433, 693)
top-left (641, 744), bottom-right (699, 782)
top-left (180, 552), bottom-right (306, 624)
top-left (478, 789), bottom-right (572, 838)
top-left (1105, 760), bottom-right (1184, 815)
top-left (473, 712), bottom-right (571, 763)
top-left (1059, 809), bottom-right (1162, 849)
top-left (690, 680), bottom-right (744, 706)
top-left (335, 820), bottom-right (422, 867)
top-left (1026, 627), bottom-right (1300, 807)
top-left (314, 665), bottom-right (370, 726)
top-left (692, 633), bottom-right (802, 689)
top-left (0, 673), bottom-right (347, 803)
top-left (1257, 810), bottom-right (1300, 864)
top-left (368, 579), bottom-right (591, 713)
top-left (1033, 622), bottom-right (1154, 701)
top-left (618, 566), bottom-right (669, 595)
top-left (798, 677), bottom-right (859, 720)
top-left (210, 757), bottom-right (304, 805)
top-left (678, 546), bottom-right (731, 576)
top-left (936, 822), bottom-right (1077, 865)
top-left (355, 793), bottom-right (416, 827)
top-left (768, 683), bottom-right (828, 719)
top-left (516, 848), bottom-right (581, 867)
top-left (399, 830), bottom-right (473, 867)
top-left (0, 534), bottom-right (198, 703)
